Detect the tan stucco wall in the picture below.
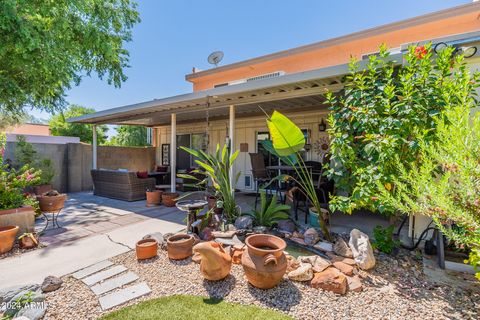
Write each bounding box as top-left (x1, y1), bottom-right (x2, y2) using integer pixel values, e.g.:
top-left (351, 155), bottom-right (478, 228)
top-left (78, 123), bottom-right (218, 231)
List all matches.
top-left (5, 123), bottom-right (50, 136)
top-left (189, 10), bottom-right (480, 91)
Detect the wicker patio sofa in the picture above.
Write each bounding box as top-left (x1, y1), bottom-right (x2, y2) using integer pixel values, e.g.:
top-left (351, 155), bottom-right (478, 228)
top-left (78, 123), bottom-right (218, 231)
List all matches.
top-left (91, 169), bottom-right (156, 201)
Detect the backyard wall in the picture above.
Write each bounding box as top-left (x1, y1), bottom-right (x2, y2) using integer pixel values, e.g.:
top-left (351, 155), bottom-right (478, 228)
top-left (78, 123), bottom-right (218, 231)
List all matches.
top-left (4, 142), bottom-right (156, 193)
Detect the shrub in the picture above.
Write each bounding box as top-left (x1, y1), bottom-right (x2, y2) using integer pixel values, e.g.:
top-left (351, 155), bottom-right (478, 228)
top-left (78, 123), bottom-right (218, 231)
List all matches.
top-left (244, 192), bottom-right (290, 227)
top-left (325, 43), bottom-right (479, 215)
top-left (13, 135), bottom-right (55, 185)
top-left (372, 225), bottom-right (400, 254)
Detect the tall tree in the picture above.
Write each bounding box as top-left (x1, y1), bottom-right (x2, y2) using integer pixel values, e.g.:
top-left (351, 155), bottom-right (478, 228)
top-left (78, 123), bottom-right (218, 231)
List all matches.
top-left (49, 105), bottom-right (108, 144)
top-left (108, 125), bottom-right (149, 146)
top-left (0, 0), bottom-right (140, 117)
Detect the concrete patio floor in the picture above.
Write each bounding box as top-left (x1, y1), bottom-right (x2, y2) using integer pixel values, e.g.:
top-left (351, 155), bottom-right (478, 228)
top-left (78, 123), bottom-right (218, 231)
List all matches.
top-left (0, 191), bottom-right (401, 290)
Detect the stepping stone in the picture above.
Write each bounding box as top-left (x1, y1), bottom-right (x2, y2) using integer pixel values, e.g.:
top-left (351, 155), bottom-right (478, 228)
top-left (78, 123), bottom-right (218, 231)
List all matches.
top-left (90, 272), bottom-right (139, 296)
top-left (82, 265), bottom-right (127, 286)
top-left (72, 260), bottom-right (114, 279)
top-left (99, 282), bottom-right (151, 310)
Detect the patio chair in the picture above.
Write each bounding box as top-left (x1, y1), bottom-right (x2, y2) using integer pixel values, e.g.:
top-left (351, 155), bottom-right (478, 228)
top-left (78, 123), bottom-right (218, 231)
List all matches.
top-left (249, 153), bottom-right (278, 209)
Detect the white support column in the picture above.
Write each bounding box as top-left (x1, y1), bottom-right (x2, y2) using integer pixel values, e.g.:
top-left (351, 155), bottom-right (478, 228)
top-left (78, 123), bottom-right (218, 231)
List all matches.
top-left (92, 124), bottom-right (97, 170)
top-left (170, 113), bottom-right (176, 193)
top-left (229, 105), bottom-right (235, 194)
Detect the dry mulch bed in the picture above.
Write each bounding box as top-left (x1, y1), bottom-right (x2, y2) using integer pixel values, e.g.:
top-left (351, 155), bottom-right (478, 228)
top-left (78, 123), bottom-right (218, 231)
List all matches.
top-left (42, 248), bottom-right (479, 320)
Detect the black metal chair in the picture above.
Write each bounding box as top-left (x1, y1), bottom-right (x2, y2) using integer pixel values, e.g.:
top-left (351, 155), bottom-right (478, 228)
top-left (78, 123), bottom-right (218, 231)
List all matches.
top-left (249, 153), bottom-right (279, 209)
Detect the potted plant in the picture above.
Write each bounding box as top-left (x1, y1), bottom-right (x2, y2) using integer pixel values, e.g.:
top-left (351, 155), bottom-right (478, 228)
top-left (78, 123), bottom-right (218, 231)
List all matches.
top-left (0, 134), bottom-right (40, 240)
top-left (146, 188), bottom-right (162, 207)
top-left (162, 192), bottom-right (179, 207)
top-left (179, 144), bottom-right (240, 223)
top-left (37, 190), bottom-right (67, 212)
top-left (18, 232), bottom-right (39, 249)
top-left (243, 191), bottom-right (290, 229)
top-left (34, 158), bottom-right (55, 195)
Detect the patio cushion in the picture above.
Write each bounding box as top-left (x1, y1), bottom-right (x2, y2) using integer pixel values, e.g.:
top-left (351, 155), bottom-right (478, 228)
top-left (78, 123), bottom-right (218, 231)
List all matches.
top-left (137, 171), bottom-right (148, 179)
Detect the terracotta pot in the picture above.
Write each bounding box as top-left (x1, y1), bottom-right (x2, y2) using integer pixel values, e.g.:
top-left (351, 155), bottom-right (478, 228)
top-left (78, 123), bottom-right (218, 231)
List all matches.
top-left (167, 233), bottom-right (194, 260)
top-left (0, 226), bottom-right (19, 254)
top-left (0, 206), bottom-right (35, 237)
top-left (162, 192), bottom-right (179, 207)
top-left (34, 184), bottom-right (53, 195)
top-left (193, 241), bottom-right (232, 281)
top-left (37, 194), bottom-right (67, 212)
top-left (146, 190), bottom-right (163, 207)
top-left (136, 238), bottom-right (158, 260)
top-left (241, 234), bottom-right (287, 289)
top-left (19, 234), bottom-right (38, 249)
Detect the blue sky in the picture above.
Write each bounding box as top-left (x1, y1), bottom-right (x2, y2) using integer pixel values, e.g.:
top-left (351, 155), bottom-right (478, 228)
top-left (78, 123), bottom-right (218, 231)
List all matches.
top-left (33, 0), bottom-right (469, 125)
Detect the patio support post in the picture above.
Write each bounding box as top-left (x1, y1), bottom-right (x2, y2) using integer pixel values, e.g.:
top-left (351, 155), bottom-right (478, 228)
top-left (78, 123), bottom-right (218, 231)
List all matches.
top-left (229, 105), bottom-right (235, 195)
top-left (92, 124), bottom-right (97, 170)
top-left (170, 113), bottom-right (176, 193)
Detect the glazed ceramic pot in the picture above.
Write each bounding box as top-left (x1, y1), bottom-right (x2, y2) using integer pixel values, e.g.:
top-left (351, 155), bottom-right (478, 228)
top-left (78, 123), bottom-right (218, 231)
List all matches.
top-left (146, 190), bottom-right (163, 207)
top-left (136, 238), bottom-right (158, 260)
top-left (193, 241), bottom-right (232, 281)
top-left (241, 234), bottom-right (287, 289)
top-left (19, 233), bottom-right (38, 249)
top-left (167, 233), bottom-right (194, 260)
top-left (162, 192), bottom-right (179, 207)
top-left (0, 226), bottom-right (19, 254)
top-left (37, 194), bottom-right (67, 212)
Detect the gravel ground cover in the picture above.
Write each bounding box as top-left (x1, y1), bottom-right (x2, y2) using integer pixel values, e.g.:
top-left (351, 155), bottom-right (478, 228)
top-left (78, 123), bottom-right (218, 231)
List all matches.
top-left (43, 249), bottom-right (479, 320)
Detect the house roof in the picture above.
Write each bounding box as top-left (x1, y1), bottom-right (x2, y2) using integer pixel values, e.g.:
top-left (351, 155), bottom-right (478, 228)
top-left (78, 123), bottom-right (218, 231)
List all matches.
top-left (185, 2), bottom-right (480, 81)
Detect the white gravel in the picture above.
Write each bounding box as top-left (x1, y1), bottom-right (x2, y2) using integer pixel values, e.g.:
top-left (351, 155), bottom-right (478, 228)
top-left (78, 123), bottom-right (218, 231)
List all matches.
top-left (43, 249), bottom-right (479, 320)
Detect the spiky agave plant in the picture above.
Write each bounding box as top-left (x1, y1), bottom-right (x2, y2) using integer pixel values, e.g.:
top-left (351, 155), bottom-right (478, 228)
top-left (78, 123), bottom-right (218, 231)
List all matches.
top-left (244, 191), bottom-right (290, 227)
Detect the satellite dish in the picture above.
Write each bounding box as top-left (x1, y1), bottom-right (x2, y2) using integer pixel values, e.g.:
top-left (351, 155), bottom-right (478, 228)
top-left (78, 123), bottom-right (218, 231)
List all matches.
top-left (208, 51), bottom-right (224, 67)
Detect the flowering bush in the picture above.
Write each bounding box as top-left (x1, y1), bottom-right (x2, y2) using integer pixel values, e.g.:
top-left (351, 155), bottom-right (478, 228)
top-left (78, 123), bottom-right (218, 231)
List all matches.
top-left (0, 134), bottom-right (40, 210)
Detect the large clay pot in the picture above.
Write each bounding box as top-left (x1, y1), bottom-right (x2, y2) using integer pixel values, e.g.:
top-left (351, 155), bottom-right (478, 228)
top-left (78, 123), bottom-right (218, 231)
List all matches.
top-left (136, 238), bottom-right (158, 260)
top-left (162, 192), bottom-right (179, 207)
top-left (146, 190), bottom-right (163, 207)
top-left (0, 226), bottom-right (19, 254)
top-left (241, 234), bottom-right (287, 289)
top-left (167, 233), bottom-right (194, 260)
top-left (37, 194), bottom-right (67, 212)
top-left (193, 241), bottom-right (232, 281)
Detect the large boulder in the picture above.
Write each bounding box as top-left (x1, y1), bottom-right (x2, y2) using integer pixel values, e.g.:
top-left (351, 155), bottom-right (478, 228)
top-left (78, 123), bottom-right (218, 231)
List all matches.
top-left (311, 267), bottom-right (347, 295)
top-left (333, 235), bottom-right (353, 258)
top-left (287, 263), bottom-right (313, 281)
top-left (277, 220), bottom-right (296, 233)
top-left (234, 216), bottom-right (253, 230)
top-left (41, 275), bottom-right (62, 293)
top-left (303, 228), bottom-right (320, 246)
top-left (348, 229), bottom-right (376, 270)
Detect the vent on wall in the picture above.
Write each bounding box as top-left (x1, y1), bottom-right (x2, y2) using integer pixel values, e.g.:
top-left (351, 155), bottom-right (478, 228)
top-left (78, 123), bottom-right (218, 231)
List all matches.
top-left (246, 71), bottom-right (285, 82)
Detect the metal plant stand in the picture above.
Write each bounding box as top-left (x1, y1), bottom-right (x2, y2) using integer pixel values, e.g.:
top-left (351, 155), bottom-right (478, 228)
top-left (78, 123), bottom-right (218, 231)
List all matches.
top-left (176, 200), bottom-right (208, 234)
top-left (41, 209), bottom-right (63, 232)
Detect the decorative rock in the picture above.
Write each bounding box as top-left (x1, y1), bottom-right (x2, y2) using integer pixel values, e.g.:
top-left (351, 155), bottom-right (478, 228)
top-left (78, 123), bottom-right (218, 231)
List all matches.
top-left (349, 229), bottom-right (376, 270)
top-left (226, 224), bottom-right (236, 231)
top-left (290, 237), bottom-right (307, 246)
top-left (333, 235), bottom-right (353, 258)
top-left (0, 284), bottom-right (39, 304)
top-left (286, 254), bottom-right (300, 272)
top-left (234, 216), bottom-right (253, 230)
top-left (303, 228), bottom-right (320, 246)
top-left (311, 267), bottom-right (347, 295)
top-left (199, 227), bottom-right (213, 241)
top-left (212, 230), bottom-right (236, 238)
top-left (15, 306), bottom-right (46, 320)
top-left (142, 232), bottom-right (165, 248)
top-left (277, 219), bottom-right (296, 233)
top-left (313, 241), bottom-right (333, 252)
top-left (326, 252), bottom-right (356, 266)
top-left (288, 263), bottom-right (313, 281)
top-left (214, 235), bottom-right (242, 246)
top-left (41, 275), bottom-right (63, 293)
top-left (292, 231), bottom-right (304, 239)
top-left (346, 275), bottom-right (363, 292)
top-left (333, 261), bottom-right (354, 276)
top-left (298, 255), bottom-right (331, 273)
top-left (12, 317), bottom-right (30, 320)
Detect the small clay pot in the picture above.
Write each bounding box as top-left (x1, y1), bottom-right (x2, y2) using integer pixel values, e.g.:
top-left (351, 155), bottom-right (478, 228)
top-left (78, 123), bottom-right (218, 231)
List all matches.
top-left (241, 234), bottom-right (287, 289)
top-left (0, 226), bottom-right (19, 254)
top-left (167, 233), bottom-right (194, 260)
top-left (162, 192), bottom-right (179, 207)
top-left (19, 234), bottom-right (38, 249)
top-left (37, 194), bottom-right (67, 212)
top-left (146, 190), bottom-right (163, 207)
top-left (136, 238), bottom-right (158, 260)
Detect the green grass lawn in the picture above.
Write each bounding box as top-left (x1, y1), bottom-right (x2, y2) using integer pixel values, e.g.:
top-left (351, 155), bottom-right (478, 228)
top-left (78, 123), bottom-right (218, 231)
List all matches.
top-left (100, 294), bottom-right (292, 320)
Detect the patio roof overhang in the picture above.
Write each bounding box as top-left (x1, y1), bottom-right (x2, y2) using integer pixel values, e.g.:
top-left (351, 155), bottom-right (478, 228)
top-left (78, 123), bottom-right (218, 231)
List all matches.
top-left (67, 54), bottom-right (401, 127)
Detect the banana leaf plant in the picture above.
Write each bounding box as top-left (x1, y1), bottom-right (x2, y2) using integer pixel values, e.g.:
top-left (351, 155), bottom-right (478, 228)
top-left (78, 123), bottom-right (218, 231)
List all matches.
top-left (243, 191), bottom-right (290, 227)
top-left (264, 110), bottom-right (332, 240)
top-left (178, 144), bottom-right (241, 223)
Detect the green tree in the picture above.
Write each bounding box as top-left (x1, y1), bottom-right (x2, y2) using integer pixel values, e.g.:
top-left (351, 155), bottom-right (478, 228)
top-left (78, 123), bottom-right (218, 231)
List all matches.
top-left (49, 105), bottom-right (108, 144)
top-left (325, 44), bottom-right (479, 215)
top-left (0, 0), bottom-right (140, 117)
top-left (109, 125), bottom-right (149, 146)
